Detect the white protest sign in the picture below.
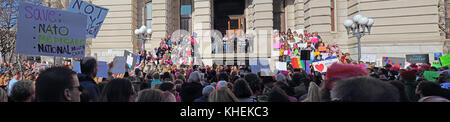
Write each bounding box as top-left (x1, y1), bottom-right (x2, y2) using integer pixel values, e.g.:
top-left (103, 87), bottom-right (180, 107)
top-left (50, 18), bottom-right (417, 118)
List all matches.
top-left (312, 58), bottom-right (339, 73)
top-left (276, 62), bottom-right (287, 71)
top-left (16, 2), bottom-right (87, 58)
top-left (67, 0), bottom-right (109, 38)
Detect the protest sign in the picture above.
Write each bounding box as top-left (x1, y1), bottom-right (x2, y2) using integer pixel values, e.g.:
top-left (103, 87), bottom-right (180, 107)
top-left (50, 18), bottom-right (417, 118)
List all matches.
top-left (67, 0), bottom-right (109, 38)
top-left (272, 51), bottom-right (280, 57)
top-left (73, 61), bottom-right (81, 73)
top-left (441, 54), bottom-right (450, 67)
top-left (249, 58), bottom-right (260, 73)
top-left (276, 62), bottom-right (287, 71)
top-left (124, 50), bottom-right (137, 70)
top-left (382, 57), bottom-right (405, 68)
top-left (318, 47), bottom-right (326, 52)
top-left (424, 71), bottom-right (439, 82)
top-left (291, 57), bottom-right (300, 69)
top-left (434, 52), bottom-right (443, 60)
top-left (311, 58), bottom-right (339, 73)
top-left (406, 54), bottom-right (429, 64)
top-left (298, 43), bottom-right (307, 49)
top-left (432, 61), bottom-right (441, 68)
top-left (96, 61), bottom-right (109, 78)
top-left (273, 42), bottom-right (281, 49)
top-left (16, 2), bottom-right (87, 58)
top-left (361, 54), bottom-right (376, 63)
top-left (111, 56), bottom-right (126, 74)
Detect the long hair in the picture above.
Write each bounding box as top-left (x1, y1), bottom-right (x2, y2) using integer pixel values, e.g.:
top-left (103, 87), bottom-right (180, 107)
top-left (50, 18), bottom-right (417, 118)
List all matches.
top-left (208, 87), bottom-right (238, 102)
top-left (302, 82), bottom-right (320, 102)
top-left (99, 79), bottom-right (135, 102)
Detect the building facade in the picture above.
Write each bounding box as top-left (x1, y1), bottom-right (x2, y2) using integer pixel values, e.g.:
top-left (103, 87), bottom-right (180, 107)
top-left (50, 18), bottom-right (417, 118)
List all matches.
top-left (45, 0), bottom-right (449, 68)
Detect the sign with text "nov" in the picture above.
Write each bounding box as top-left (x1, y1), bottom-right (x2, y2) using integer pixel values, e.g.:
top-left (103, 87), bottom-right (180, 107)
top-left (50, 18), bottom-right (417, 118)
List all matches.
top-left (67, 0), bottom-right (109, 38)
top-left (16, 2), bottom-right (87, 58)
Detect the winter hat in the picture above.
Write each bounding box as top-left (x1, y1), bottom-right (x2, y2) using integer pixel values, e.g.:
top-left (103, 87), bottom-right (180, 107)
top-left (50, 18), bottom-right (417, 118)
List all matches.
top-left (188, 71), bottom-right (201, 83)
top-left (202, 85), bottom-right (215, 96)
top-left (400, 70), bottom-right (416, 81)
top-left (216, 81), bottom-right (227, 89)
top-left (325, 63), bottom-right (369, 89)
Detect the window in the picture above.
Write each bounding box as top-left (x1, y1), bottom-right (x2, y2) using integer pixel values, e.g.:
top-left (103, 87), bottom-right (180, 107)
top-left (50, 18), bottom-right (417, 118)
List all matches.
top-left (331, 0), bottom-right (335, 32)
top-left (181, 0), bottom-right (193, 32)
top-left (145, 1), bottom-right (152, 29)
top-left (273, 0), bottom-right (286, 32)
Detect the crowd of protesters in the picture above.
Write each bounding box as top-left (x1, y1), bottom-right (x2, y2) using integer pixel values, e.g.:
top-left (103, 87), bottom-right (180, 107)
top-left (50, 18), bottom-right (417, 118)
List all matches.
top-left (0, 30), bottom-right (449, 102)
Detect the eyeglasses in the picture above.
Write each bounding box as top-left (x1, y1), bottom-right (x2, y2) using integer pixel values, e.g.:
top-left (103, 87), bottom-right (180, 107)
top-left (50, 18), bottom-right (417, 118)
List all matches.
top-left (70, 86), bottom-right (83, 92)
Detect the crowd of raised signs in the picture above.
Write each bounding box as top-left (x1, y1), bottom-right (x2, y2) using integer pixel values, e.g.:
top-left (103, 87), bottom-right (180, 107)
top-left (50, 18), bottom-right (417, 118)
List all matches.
top-left (1, 29), bottom-right (450, 102)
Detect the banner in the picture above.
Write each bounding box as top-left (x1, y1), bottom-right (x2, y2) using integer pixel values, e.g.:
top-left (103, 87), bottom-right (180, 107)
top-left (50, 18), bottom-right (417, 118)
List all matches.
top-left (67, 0), bottom-right (109, 38)
top-left (96, 61), bottom-right (109, 78)
top-left (111, 56), bottom-right (126, 74)
top-left (406, 54), bottom-right (429, 64)
top-left (432, 61), bottom-right (441, 68)
top-left (250, 58), bottom-right (271, 76)
top-left (276, 62), bottom-right (287, 71)
top-left (382, 57), bottom-right (405, 68)
top-left (441, 54), bottom-right (450, 67)
top-left (16, 2), bottom-right (87, 58)
top-left (311, 58), bottom-right (339, 73)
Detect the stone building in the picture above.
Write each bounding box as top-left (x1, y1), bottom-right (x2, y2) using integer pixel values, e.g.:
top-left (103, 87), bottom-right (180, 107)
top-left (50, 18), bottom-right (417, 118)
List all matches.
top-left (45, 0), bottom-right (449, 68)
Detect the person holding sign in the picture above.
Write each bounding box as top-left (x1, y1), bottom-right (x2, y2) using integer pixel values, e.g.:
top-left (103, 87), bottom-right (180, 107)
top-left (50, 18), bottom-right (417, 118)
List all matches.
top-left (78, 57), bottom-right (100, 102)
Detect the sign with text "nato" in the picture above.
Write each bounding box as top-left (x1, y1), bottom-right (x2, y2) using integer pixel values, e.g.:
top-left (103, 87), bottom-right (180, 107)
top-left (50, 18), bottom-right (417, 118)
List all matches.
top-left (67, 0), bottom-right (109, 38)
top-left (16, 2), bottom-right (87, 58)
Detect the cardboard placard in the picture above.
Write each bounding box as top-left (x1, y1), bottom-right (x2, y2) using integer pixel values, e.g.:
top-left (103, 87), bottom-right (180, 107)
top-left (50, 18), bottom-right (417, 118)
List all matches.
top-left (67, 0), bottom-right (109, 38)
top-left (382, 57), bottom-right (405, 68)
top-left (16, 2), bottom-right (87, 58)
top-left (111, 56), bottom-right (126, 74)
top-left (96, 61), bottom-right (109, 78)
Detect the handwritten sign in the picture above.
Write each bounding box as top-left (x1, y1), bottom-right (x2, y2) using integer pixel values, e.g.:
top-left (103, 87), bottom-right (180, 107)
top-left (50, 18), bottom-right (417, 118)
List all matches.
top-left (73, 61), bottom-right (81, 73)
top-left (16, 2), bottom-right (87, 58)
top-left (424, 71), bottom-right (439, 82)
top-left (68, 0), bottom-right (109, 38)
top-left (382, 57), bottom-right (405, 68)
top-left (96, 61), bottom-right (108, 78)
top-left (312, 58), bottom-right (339, 73)
top-left (276, 62), bottom-right (287, 71)
top-left (441, 54), bottom-right (450, 67)
top-left (406, 54), bottom-right (429, 64)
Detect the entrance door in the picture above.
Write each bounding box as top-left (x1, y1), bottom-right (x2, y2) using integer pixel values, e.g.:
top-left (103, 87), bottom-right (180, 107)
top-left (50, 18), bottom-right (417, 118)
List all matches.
top-left (227, 15), bottom-right (245, 34)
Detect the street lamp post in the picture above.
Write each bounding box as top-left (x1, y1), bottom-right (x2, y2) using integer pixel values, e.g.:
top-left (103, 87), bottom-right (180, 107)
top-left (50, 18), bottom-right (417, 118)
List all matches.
top-left (343, 14), bottom-right (374, 62)
top-left (135, 26), bottom-right (152, 66)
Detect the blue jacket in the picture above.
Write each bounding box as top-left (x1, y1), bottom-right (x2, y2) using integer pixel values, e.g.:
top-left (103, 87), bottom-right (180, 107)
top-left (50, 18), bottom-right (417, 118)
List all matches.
top-left (77, 73), bottom-right (100, 102)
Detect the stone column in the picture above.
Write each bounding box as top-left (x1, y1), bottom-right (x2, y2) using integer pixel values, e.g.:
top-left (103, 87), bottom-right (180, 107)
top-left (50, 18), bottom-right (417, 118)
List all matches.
top-left (253, 0), bottom-right (273, 71)
top-left (294, 0), bottom-right (305, 29)
top-left (149, 0), bottom-right (169, 51)
top-left (193, 0), bottom-right (213, 66)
